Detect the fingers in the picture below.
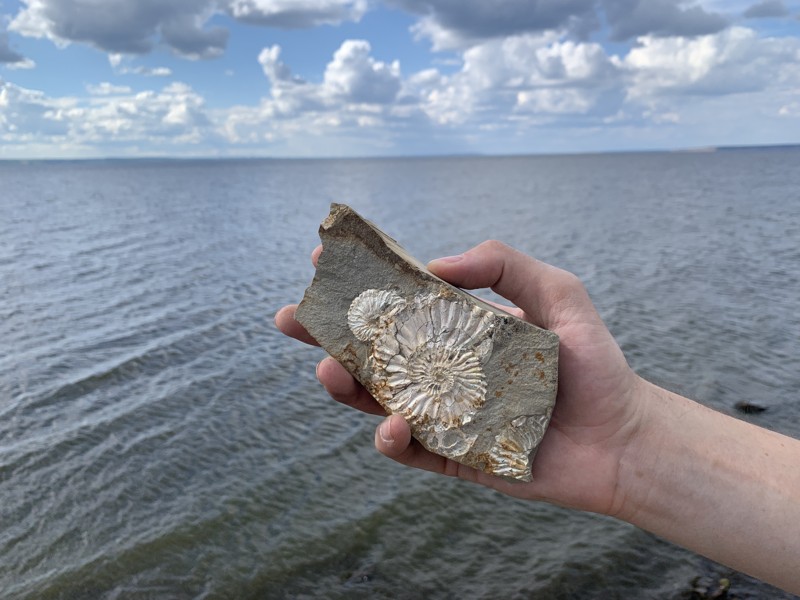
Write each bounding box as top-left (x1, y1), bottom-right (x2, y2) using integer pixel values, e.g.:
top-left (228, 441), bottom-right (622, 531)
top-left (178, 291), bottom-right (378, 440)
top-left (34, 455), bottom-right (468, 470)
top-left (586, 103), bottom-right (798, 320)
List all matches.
top-left (374, 415), bottom-right (506, 486)
top-left (274, 305), bottom-right (318, 346)
top-left (274, 245), bottom-right (324, 344)
top-left (428, 240), bottom-right (593, 330)
top-left (375, 414), bottom-right (412, 455)
top-left (320, 364), bottom-right (491, 480)
top-left (483, 298), bottom-right (525, 320)
top-left (317, 357), bottom-right (385, 416)
top-left (374, 414), bottom-right (452, 474)
top-left (279, 244), bottom-right (385, 415)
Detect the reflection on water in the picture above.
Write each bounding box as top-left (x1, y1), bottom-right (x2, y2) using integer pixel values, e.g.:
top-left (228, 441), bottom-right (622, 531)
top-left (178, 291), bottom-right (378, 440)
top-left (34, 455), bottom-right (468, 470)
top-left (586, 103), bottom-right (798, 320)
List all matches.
top-left (1, 152), bottom-right (799, 598)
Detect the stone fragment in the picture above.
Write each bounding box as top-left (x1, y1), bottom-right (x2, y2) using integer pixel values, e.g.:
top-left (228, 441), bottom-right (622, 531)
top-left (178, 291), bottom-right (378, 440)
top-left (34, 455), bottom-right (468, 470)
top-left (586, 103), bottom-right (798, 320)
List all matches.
top-left (295, 204), bottom-right (559, 482)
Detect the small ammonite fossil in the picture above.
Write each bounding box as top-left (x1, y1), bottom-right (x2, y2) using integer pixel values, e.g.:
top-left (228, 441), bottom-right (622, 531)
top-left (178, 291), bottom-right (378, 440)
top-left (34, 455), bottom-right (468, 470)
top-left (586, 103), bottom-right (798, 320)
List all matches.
top-left (347, 288), bottom-right (406, 342)
top-left (488, 414), bottom-right (551, 479)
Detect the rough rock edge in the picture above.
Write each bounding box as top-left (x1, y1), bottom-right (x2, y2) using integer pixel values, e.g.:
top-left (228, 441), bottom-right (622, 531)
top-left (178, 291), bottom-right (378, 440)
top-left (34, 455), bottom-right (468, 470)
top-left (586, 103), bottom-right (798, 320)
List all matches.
top-left (295, 203), bottom-right (559, 482)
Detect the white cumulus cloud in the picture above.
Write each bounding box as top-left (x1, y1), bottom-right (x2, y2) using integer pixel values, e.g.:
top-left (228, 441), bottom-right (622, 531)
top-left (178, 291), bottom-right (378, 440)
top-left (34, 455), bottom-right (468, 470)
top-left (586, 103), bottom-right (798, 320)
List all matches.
top-left (86, 82), bottom-right (133, 96)
top-left (229, 0), bottom-right (367, 27)
top-left (322, 40), bottom-right (402, 104)
top-left (0, 78), bottom-right (214, 157)
top-left (406, 33), bottom-right (620, 124)
top-left (108, 55), bottom-right (174, 77)
top-left (620, 26), bottom-right (800, 99)
top-left (257, 39), bottom-right (402, 111)
top-left (222, 39), bottom-right (410, 153)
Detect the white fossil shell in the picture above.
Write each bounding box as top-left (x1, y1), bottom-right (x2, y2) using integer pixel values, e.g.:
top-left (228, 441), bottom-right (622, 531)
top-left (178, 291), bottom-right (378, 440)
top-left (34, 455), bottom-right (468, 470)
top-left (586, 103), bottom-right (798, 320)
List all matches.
top-left (371, 293), bottom-right (495, 429)
top-left (347, 289), bottom-right (406, 342)
top-left (423, 427), bottom-right (478, 457)
top-left (488, 414), bottom-right (550, 479)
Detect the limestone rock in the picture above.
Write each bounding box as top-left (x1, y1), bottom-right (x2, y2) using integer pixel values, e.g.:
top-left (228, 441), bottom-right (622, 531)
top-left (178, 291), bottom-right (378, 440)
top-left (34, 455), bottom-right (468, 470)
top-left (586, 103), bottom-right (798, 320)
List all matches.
top-left (295, 204), bottom-right (559, 482)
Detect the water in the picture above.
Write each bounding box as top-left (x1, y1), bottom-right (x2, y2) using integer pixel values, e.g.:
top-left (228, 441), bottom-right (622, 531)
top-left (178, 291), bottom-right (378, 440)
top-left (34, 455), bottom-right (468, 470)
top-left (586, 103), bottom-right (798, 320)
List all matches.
top-left (1, 151), bottom-right (799, 599)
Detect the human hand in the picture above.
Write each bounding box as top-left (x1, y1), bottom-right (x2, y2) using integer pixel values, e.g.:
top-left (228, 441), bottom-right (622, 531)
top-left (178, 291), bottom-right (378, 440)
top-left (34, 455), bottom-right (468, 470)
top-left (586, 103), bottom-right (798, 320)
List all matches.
top-left (275, 240), bottom-right (644, 516)
top-left (278, 240), bottom-right (800, 593)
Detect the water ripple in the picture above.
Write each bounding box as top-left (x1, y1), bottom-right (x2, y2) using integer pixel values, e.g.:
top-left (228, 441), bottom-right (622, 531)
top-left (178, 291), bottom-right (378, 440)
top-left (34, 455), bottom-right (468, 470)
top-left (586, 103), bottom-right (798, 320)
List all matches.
top-left (2, 154), bottom-right (799, 599)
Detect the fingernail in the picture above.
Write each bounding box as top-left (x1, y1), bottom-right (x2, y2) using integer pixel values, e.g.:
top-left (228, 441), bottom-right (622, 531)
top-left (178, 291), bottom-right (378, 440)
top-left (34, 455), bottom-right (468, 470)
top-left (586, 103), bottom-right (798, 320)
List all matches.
top-left (431, 254), bottom-right (463, 264)
top-left (315, 360), bottom-right (323, 380)
top-left (378, 419), bottom-right (394, 445)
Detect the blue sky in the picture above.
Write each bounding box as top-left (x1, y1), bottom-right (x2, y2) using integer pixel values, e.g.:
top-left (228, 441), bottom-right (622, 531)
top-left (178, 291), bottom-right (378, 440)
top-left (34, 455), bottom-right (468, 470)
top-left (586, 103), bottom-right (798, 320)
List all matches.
top-left (1, 0), bottom-right (799, 158)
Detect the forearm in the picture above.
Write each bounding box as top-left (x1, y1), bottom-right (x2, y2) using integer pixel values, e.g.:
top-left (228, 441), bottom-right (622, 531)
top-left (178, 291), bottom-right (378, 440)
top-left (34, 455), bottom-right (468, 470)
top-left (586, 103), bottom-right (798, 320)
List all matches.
top-left (616, 378), bottom-right (800, 593)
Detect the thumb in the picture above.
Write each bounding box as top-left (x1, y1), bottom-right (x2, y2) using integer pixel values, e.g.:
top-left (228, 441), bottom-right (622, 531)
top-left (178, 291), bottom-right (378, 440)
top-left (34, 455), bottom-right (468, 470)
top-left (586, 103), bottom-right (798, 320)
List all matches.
top-left (427, 240), bottom-right (592, 330)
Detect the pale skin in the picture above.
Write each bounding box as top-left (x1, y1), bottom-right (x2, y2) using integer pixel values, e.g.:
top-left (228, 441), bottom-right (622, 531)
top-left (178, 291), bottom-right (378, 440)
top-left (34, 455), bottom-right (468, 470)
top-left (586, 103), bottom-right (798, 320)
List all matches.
top-left (274, 240), bottom-right (800, 594)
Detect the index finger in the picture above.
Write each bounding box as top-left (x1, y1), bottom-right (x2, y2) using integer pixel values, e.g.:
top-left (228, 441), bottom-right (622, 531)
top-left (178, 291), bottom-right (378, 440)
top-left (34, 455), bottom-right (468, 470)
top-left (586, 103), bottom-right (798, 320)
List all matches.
top-left (312, 244), bottom-right (322, 267)
top-left (427, 240), bottom-right (594, 330)
top-left (274, 304), bottom-right (318, 346)
top-left (273, 245), bottom-right (324, 344)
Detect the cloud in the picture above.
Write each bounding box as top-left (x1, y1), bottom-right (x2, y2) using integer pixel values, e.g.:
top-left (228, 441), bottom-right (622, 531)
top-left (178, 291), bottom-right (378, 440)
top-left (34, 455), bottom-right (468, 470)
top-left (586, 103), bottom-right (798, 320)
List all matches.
top-left (224, 39), bottom-right (407, 149)
top-left (108, 55), bottom-right (173, 77)
top-left (256, 39), bottom-right (402, 110)
top-left (516, 88), bottom-right (594, 114)
top-left (619, 26), bottom-right (800, 100)
top-left (5, 0), bottom-right (735, 61)
top-left (84, 82), bottom-right (211, 139)
top-left (160, 13), bottom-right (228, 59)
top-left (406, 33), bottom-right (620, 125)
top-left (0, 37), bottom-right (24, 64)
top-left (602, 0), bottom-right (729, 41)
top-left (255, 45), bottom-right (319, 117)
top-left (0, 29), bottom-right (34, 67)
top-left (2, 0), bottom-right (748, 96)
top-left (778, 99), bottom-right (800, 116)
top-left (141, 66), bottom-right (173, 77)
top-left (0, 79), bottom-right (213, 155)
top-left (0, 79), bottom-right (72, 138)
top-left (323, 40), bottom-right (402, 104)
top-left (9, 0), bottom-right (227, 58)
top-left (743, 0), bottom-right (790, 18)
top-left (394, 0), bottom-right (597, 49)
top-left (228, 0), bottom-right (367, 27)
top-left (86, 82), bottom-right (134, 95)
top-left (2, 4), bottom-right (799, 158)
top-left (258, 45), bottom-right (303, 84)
top-left (8, 0), bottom-right (368, 59)
top-left (226, 23), bottom-right (800, 153)
top-left (225, 32), bottom-right (627, 154)
top-left (394, 0), bottom-right (729, 49)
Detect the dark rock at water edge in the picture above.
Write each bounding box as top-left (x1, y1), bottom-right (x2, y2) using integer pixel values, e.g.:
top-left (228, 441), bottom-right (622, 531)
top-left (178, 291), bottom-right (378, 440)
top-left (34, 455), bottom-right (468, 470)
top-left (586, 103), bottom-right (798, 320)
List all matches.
top-left (734, 401), bottom-right (768, 415)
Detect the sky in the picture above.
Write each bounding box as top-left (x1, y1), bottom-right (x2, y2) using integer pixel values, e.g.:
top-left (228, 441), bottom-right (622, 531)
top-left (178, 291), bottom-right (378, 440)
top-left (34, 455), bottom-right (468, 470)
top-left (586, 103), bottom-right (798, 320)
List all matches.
top-left (0, 0), bottom-right (799, 159)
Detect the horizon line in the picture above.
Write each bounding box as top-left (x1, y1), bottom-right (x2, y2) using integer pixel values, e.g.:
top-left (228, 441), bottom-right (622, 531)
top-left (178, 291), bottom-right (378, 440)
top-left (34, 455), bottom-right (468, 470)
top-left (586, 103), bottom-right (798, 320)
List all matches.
top-left (1, 142), bottom-right (798, 163)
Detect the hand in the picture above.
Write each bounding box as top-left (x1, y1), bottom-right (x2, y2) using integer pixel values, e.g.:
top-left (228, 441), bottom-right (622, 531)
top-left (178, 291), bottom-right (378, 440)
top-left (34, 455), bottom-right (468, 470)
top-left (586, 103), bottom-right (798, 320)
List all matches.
top-left (277, 240), bottom-right (800, 594)
top-left (276, 240), bottom-right (643, 515)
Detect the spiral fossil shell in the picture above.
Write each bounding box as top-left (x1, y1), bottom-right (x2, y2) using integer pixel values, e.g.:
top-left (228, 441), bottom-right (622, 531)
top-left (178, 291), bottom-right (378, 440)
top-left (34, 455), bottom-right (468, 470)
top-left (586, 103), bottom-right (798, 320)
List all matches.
top-left (424, 428), bottom-right (479, 457)
top-left (488, 414), bottom-right (550, 479)
top-left (347, 289), bottom-right (406, 342)
top-left (348, 290), bottom-right (496, 430)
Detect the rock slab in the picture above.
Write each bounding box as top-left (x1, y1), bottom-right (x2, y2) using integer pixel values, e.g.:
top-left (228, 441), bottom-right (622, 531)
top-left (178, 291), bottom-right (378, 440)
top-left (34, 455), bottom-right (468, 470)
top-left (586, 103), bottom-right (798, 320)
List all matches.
top-left (295, 204), bottom-right (559, 481)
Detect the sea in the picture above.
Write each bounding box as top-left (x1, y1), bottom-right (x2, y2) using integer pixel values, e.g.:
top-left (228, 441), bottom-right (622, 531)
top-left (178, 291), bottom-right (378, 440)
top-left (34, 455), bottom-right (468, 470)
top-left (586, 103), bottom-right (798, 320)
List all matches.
top-left (2, 149), bottom-right (799, 599)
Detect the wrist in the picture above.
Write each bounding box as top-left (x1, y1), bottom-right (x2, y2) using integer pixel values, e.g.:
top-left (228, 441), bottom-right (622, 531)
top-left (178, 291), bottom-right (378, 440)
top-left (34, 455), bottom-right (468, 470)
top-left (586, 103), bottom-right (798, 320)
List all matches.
top-left (606, 377), bottom-right (800, 593)
top-left (608, 376), bottom-right (682, 523)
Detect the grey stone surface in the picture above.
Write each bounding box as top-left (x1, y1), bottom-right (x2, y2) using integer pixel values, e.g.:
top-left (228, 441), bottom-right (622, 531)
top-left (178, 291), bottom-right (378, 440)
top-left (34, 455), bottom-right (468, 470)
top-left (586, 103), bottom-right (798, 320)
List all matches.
top-left (295, 204), bottom-right (559, 482)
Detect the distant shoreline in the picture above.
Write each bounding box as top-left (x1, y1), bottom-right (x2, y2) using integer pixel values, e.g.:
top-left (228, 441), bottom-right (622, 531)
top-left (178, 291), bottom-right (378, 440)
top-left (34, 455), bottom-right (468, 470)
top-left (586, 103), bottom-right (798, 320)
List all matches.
top-left (1, 143), bottom-right (798, 163)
